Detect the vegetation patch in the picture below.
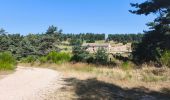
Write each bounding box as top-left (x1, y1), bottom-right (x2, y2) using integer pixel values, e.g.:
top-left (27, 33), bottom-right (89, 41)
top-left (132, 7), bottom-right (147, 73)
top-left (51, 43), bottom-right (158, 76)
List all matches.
top-left (160, 50), bottom-right (170, 68)
top-left (0, 52), bottom-right (16, 70)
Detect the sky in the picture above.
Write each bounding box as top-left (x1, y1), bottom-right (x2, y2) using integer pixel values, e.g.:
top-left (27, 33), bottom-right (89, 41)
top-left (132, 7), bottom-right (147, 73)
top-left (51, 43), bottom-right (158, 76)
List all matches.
top-left (0, 0), bottom-right (155, 35)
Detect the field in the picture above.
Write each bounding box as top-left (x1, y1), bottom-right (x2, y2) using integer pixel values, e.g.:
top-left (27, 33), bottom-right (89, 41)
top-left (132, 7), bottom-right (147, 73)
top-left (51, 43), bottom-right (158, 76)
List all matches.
top-left (18, 63), bottom-right (170, 100)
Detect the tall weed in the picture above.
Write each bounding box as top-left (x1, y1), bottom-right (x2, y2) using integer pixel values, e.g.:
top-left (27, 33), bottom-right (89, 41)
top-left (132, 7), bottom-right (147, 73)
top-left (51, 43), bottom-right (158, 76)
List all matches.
top-left (160, 50), bottom-right (170, 68)
top-left (0, 52), bottom-right (16, 70)
top-left (46, 51), bottom-right (71, 64)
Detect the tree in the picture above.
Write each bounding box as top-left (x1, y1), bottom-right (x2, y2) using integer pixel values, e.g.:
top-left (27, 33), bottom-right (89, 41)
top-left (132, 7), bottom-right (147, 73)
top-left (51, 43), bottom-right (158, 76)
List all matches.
top-left (46, 25), bottom-right (57, 34)
top-left (38, 35), bottom-right (59, 56)
top-left (0, 34), bottom-right (11, 52)
top-left (46, 25), bottom-right (63, 42)
top-left (19, 37), bottom-right (36, 58)
top-left (130, 0), bottom-right (170, 64)
top-left (0, 28), bottom-right (7, 35)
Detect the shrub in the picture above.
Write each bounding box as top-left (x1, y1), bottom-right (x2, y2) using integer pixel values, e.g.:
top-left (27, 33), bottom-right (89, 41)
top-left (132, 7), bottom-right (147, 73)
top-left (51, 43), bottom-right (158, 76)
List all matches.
top-left (86, 39), bottom-right (95, 43)
top-left (46, 51), bottom-right (71, 64)
top-left (0, 52), bottom-right (16, 70)
top-left (46, 51), bottom-right (58, 63)
top-left (39, 56), bottom-right (47, 64)
top-left (71, 46), bottom-right (89, 62)
top-left (21, 55), bottom-right (37, 63)
top-left (69, 39), bottom-right (83, 46)
top-left (86, 55), bottom-right (95, 64)
top-left (160, 50), bottom-right (170, 68)
top-left (95, 47), bottom-right (108, 65)
top-left (57, 52), bottom-right (71, 63)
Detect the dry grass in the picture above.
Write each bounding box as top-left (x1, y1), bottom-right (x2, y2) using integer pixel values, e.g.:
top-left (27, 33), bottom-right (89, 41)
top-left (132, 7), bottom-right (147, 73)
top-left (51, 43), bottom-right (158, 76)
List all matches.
top-left (19, 62), bottom-right (170, 81)
top-left (18, 63), bottom-right (170, 100)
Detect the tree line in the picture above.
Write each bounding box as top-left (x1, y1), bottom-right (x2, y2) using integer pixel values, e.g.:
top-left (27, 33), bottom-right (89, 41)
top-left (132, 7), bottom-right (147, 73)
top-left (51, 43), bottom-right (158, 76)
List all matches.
top-left (63, 33), bottom-right (143, 43)
top-left (108, 34), bottom-right (143, 43)
top-left (0, 26), bottom-right (143, 64)
top-left (0, 0), bottom-right (170, 68)
top-left (0, 26), bottom-right (62, 60)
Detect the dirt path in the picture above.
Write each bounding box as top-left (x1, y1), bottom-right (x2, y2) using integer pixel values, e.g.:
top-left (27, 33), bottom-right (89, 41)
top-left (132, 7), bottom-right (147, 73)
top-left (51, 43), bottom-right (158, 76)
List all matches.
top-left (0, 66), bottom-right (63, 100)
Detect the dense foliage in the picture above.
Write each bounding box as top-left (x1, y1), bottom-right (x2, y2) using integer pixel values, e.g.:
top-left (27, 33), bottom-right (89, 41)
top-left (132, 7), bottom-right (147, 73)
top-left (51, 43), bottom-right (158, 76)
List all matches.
top-left (46, 51), bottom-right (71, 64)
top-left (0, 26), bottom-right (61, 60)
top-left (62, 33), bottom-right (105, 43)
top-left (0, 25), bottom-right (142, 61)
top-left (71, 44), bottom-right (109, 65)
top-left (0, 52), bottom-right (16, 70)
top-left (94, 47), bottom-right (108, 65)
top-left (21, 51), bottom-right (71, 64)
top-left (108, 34), bottom-right (143, 43)
top-left (130, 0), bottom-right (170, 65)
top-left (160, 50), bottom-right (170, 67)
top-left (71, 45), bottom-right (89, 62)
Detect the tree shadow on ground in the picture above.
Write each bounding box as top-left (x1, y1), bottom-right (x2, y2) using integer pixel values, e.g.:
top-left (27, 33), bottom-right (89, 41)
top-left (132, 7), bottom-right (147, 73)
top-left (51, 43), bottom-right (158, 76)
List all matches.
top-left (62, 78), bottom-right (170, 100)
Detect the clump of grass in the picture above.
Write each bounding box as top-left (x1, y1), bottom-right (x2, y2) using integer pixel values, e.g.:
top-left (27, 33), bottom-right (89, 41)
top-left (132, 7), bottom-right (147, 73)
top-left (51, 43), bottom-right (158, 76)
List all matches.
top-left (20, 51), bottom-right (71, 64)
top-left (21, 55), bottom-right (37, 63)
top-left (142, 74), bottom-right (168, 82)
top-left (160, 50), bottom-right (170, 68)
top-left (46, 51), bottom-right (71, 64)
top-left (39, 56), bottom-right (47, 64)
top-left (75, 65), bottom-right (95, 72)
top-left (121, 61), bottom-right (133, 70)
top-left (0, 52), bottom-right (16, 70)
top-left (141, 67), bottom-right (169, 82)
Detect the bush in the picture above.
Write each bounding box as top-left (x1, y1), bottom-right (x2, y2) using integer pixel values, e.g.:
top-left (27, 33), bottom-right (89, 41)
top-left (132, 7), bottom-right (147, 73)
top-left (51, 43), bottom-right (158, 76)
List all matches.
top-left (86, 39), bottom-right (95, 43)
top-left (0, 52), bottom-right (16, 70)
top-left (57, 52), bottom-right (71, 63)
top-left (39, 56), bottom-right (47, 64)
top-left (21, 55), bottom-right (37, 63)
top-left (86, 55), bottom-right (95, 64)
top-left (71, 46), bottom-right (89, 62)
top-left (160, 50), bottom-right (170, 68)
top-left (46, 51), bottom-right (71, 64)
top-left (95, 47), bottom-right (108, 65)
top-left (69, 39), bottom-right (83, 46)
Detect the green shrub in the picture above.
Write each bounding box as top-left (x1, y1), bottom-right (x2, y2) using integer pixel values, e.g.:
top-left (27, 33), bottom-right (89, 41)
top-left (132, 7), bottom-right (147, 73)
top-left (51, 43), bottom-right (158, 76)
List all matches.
top-left (46, 51), bottom-right (71, 64)
top-left (86, 55), bottom-right (95, 64)
top-left (95, 47), bottom-right (108, 65)
top-left (21, 55), bottom-right (37, 63)
top-left (39, 56), bottom-right (47, 64)
top-left (46, 51), bottom-right (58, 63)
top-left (0, 52), bottom-right (16, 70)
top-left (57, 52), bottom-right (71, 63)
top-left (160, 50), bottom-right (170, 68)
top-left (71, 46), bottom-right (89, 62)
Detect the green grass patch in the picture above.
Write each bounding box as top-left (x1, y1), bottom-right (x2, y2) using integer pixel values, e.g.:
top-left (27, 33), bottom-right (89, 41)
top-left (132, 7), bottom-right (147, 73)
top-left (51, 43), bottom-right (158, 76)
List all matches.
top-left (0, 52), bottom-right (16, 70)
top-left (121, 61), bottom-right (133, 70)
top-left (21, 55), bottom-right (37, 63)
top-left (46, 51), bottom-right (71, 64)
top-left (160, 50), bottom-right (170, 68)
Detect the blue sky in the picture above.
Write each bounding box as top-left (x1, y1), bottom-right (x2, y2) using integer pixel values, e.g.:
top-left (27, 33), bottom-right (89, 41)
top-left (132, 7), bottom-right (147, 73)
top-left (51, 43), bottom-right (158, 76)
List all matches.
top-left (0, 0), bottom-right (155, 35)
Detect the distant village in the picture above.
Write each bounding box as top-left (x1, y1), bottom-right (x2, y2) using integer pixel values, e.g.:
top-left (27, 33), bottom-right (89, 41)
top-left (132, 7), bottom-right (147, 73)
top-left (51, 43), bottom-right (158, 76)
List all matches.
top-left (82, 43), bottom-right (132, 54)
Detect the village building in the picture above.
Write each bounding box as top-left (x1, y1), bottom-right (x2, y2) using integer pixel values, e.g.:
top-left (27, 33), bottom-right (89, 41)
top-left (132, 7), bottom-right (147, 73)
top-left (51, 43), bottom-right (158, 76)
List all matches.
top-left (82, 43), bottom-right (132, 54)
top-left (82, 43), bottom-right (111, 53)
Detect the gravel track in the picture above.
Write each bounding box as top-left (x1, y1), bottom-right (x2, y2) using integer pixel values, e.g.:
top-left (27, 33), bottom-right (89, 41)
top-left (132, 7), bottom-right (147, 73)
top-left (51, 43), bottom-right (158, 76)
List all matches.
top-left (0, 66), bottom-right (63, 100)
